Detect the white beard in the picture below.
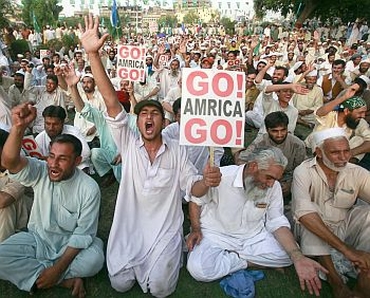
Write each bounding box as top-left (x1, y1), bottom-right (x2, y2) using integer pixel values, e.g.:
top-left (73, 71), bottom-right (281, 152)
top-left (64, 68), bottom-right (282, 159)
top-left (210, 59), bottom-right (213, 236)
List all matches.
top-left (244, 176), bottom-right (268, 201)
top-left (322, 151), bottom-right (347, 172)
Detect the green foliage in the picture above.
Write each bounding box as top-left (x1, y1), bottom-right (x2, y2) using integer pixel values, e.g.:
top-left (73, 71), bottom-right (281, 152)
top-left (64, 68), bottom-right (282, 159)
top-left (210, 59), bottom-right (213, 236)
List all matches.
top-left (21, 0), bottom-right (63, 29)
top-left (254, 0), bottom-right (370, 24)
top-left (0, 0), bottom-right (16, 28)
top-left (183, 9), bottom-right (199, 25)
top-left (157, 14), bottom-right (178, 29)
top-left (9, 39), bottom-right (30, 61)
top-left (220, 17), bottom-right (236, 35)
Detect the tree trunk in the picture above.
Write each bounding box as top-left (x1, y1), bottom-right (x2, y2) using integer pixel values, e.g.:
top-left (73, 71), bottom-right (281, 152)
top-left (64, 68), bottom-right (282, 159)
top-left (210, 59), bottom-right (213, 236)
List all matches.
top-left (295, 0), bottom-right (319, 28)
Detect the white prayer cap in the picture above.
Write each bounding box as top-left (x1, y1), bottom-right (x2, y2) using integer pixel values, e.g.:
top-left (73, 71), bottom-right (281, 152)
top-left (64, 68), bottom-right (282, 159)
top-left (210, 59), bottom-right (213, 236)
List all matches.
top-left (313, 127), bottom-right (347, 147)
top-left (306, 69), bottom-right (318, 77)
top-left (360, 59), bottom-right (370, 65)
top-left (82, 73), bottom-right (94, 80)
top-left (359, 75), bottom-right (370, 86)
top-left (293, 61), bottom-right (304, 71)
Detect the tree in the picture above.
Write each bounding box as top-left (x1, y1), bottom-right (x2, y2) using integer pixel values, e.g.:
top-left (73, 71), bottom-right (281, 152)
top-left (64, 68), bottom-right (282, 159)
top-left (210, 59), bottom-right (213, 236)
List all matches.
top-left (254, 0), bottom-right (370, 27)
top-left (183, 9), bottom-right (199, 25)
top-left (157, 14), bottom-right (178, 29)
top-left (21, 0), bottom-right (63, 29)
top-left (0, 0), bottom-right (16, 28)
top-left (219, 17), bottom-right (236, 35)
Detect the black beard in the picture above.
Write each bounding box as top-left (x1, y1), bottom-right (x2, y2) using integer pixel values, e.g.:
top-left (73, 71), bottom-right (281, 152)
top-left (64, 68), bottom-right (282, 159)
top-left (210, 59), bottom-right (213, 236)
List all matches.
top-left (345, 115), bottom-right (360, 129)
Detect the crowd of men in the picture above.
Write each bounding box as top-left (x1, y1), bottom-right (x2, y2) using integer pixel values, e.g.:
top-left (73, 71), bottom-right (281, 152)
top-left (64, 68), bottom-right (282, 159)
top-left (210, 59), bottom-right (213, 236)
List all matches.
top-left (0, 14), bottom-right (369, 298)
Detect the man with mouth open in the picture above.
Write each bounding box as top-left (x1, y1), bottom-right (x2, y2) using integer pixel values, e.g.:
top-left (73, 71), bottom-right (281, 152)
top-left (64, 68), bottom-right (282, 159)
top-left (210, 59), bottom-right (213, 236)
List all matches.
top-left (80, 15), bottom-right (222, 298)
top-left (0, 102), bottom-right (104, 298)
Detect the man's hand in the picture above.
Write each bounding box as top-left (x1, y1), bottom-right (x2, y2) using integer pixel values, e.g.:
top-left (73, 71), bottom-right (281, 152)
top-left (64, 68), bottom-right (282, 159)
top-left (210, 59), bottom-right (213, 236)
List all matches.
top-left (36, 265), bottom-right (63, 289)
top-left (87, 126), bottom-right (97, 136)
top-left (186, 228), bottom-right (202, 252)
top-left (79, 15), bottom-right (109, 55)
top-left (11, 102), bottom-right (37, 131)
top-left (111, 154), bottom-right (122, 165)
top-left (291, 83), bottom-right (309, 95)
top-left (293, 256), bottom-right (328, 296)
top-left (63, 62), bottom-right (80, 87)
top-left (202, 164), bottom-right (221, 187)
top-left (344, 247), bottom-right (370, 273)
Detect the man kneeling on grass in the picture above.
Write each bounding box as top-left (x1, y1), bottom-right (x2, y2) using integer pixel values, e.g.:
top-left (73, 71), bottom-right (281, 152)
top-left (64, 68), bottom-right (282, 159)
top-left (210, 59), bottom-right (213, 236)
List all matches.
top-left (187, 147), bottom-right (327, 296)
top-left (0, 102), bottom-right (104, 297)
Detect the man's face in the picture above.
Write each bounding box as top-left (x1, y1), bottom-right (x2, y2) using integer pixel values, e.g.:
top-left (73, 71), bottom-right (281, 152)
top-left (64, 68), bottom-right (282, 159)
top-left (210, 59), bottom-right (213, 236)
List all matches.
top-left (317, 138), bottom-right (350, 171)
top-left (227, 52), bottom-right (236, 60)
top-left (137, 106), bottom-right (164, 141)
top-left (272, 69), bottom-right (285, 84)
top-left (170, 60), bottom-right (180, 71)
top-left (75, 53), bottom-right (82, 60)
top-left (46, 67), bottom-right (54, 76)
top-left (277, 89), bottom-right (294, 105)
top-left (353, 57), bottom-right (362, 65)
top-left (146, 57), bottom-right (153, 66)
top-left (359, 62), bottom-right (370, 73)
top-left (267, 125), bottom-right (288, 144)
top-left (332, 63), bottom-right (344, 75)
top-left (44, 116), bottom-right (64, 139)
top-left (77, 59), bottom-right (85, 69)
top-left (246, 73), bottom-right (256, 89)
top-left (82, 77), bottom-right (95, 93)
top-left (14, 75), bottom-right (24, 89)
top-left (47, 142), bottom-right (80, 182)
top-left (248, 163), bottom-right (284, 190)
top-left (43, 58), bottom-right (50, 67)
top-left (345, 106), bottom-right (367, 129)
top-left (305, 76), bottom-right (317, 89)
top-left (257, 63), bottom-right (266, 72)
top-left (46, 79), bottom-right (57, 93)
top-left (288, 53), bottom-right (294, 61)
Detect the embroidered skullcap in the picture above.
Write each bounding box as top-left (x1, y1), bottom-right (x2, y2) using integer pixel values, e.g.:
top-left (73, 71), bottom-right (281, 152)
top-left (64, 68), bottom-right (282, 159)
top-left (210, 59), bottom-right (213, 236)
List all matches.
top-left (339, 96), bottom-right (366, 111)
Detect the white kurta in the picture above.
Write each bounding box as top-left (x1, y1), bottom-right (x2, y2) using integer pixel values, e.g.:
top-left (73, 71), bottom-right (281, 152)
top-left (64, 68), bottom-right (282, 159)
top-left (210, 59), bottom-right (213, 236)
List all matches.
top-left (106, 109), bottom-right (202, 291)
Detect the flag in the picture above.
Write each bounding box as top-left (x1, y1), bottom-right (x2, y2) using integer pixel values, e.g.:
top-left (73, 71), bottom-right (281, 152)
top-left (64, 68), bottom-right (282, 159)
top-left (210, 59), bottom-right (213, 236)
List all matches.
top-left (110, 0), bottom-right (119, 28)
top-left (32, 12), bottom-right (41, 34)
top-left (110, 0), bottom-right (122, 40)
top-left (181, 22), bottom-right (186, 33)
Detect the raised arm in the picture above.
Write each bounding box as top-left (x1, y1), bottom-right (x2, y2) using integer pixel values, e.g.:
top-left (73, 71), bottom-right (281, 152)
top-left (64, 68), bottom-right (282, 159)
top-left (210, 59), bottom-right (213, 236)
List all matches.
top-left (315, 84), bottom-right (358, 117)
top-left (79, 15), bottom-right (122, 118)
top-left (63, 62), bottom-right (85, 112)
top-left (2, 103), bottom-right (36, 173)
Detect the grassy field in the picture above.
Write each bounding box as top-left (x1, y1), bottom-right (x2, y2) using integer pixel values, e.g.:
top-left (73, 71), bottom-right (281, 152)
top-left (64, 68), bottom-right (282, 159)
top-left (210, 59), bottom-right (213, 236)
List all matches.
top-left (0, 176), bottom-right (334, 298)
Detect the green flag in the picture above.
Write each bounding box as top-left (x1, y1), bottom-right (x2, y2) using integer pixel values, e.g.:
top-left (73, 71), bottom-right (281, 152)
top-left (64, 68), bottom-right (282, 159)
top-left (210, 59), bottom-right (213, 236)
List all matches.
top-left (32, 12), bottom-right (41, 34)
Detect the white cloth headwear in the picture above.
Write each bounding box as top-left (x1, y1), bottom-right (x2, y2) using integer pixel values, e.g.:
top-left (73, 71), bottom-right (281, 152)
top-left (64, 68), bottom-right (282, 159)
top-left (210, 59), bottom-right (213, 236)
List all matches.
top-left (306, 69), bottom-right (318, 77)
top-left (293, 61), bottom-right (304, 71)
top-left (313, 127), bottom-right (347, 147)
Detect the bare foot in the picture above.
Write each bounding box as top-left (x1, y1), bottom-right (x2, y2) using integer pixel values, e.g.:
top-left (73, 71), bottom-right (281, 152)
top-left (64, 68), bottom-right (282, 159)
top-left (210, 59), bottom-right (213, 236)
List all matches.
top-left (60, 278), bottom-right (86, 298)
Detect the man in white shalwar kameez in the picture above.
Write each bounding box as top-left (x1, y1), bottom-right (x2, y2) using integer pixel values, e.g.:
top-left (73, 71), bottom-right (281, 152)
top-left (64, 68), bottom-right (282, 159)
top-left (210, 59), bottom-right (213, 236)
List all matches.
top-left (186, 147), bottom-right (328, 297)
top-left (80, 15), bottom-right (222, 298)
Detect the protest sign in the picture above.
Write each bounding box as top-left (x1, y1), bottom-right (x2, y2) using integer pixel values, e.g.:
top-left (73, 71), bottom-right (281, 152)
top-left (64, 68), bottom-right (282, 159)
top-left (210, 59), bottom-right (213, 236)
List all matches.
top-left (22, 135), bottom-right (43, 158)
top-left (117, 45), bottom-right (147, 82)
top-left (180, 68), bottom-right (245, 148)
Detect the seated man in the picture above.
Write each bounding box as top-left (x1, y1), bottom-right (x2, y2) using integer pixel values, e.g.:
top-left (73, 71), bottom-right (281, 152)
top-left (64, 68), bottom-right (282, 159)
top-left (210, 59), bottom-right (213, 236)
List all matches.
top-left (0, 129), bottom-right (30, 242)
top-left (187, 147), bottom-right (327, 296)
top-left (233, 111), bottom-right (306, 199)
top-left (292, 128), bottom-right (370, 297)
top-left (0, 103), bottom-right (104, 296)
top-left (306, 81), bottom-right (370, 163)
top-left (35, 105), bottom-right (91, 172)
